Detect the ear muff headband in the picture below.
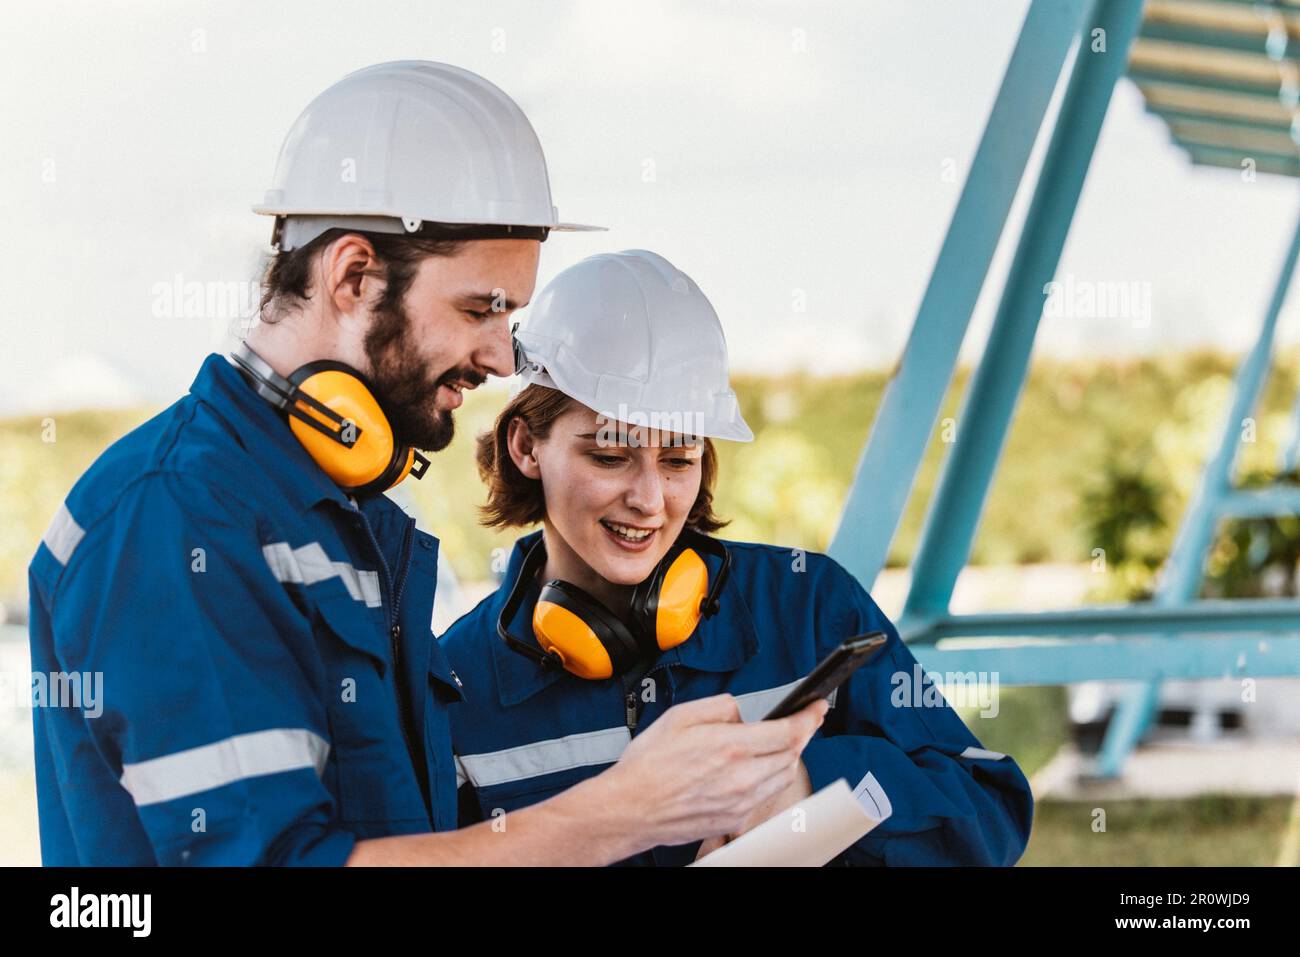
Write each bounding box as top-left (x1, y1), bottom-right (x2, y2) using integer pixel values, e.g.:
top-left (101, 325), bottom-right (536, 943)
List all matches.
top-left (497, 529), bottom-right (731, 680)
top-left (229, 343), bottom-right (429, 495)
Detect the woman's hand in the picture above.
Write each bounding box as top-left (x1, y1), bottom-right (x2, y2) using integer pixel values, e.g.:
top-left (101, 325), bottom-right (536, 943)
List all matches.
top-left (694, 756), bottom-right (814, 860)
top-left (593, 694), bottom-right (826, 853)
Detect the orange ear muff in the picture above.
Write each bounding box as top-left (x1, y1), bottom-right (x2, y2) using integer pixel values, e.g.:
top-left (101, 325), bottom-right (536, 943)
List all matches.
top-left (288, 366), bottom-right (395, 489)
top-left (532, 600), bottom-right (614, 680)
top-left (532, 579), bottom-right (644, 679)
top-left (285, 362), bottom-right (428, 495)
top-left (497, 531), bottom-right (731, 681)
top-left (649, 548), bottom-right (710, 651)
top-left (228, 345), bottom-right (429, 497)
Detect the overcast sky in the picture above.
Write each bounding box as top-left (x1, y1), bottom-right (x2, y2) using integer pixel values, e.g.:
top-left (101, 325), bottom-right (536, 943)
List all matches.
top-left (3, 0), bottom-right (1299, 414)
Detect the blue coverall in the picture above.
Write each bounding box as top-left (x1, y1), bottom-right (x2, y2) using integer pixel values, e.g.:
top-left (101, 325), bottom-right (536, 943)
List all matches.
top-left (443, 529), bottom-right (1035, 865)
top-left (28, 354), bottom-right (464, 864)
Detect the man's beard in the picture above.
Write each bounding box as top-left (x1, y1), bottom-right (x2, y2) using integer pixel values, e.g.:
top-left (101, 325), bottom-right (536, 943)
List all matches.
top-left (362, 296), bottom-right (482, 453)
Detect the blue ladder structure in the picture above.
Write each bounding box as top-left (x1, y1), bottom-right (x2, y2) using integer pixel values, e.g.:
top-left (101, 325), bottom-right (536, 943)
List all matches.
top-left (829, 0), bottom-right (1300, 778)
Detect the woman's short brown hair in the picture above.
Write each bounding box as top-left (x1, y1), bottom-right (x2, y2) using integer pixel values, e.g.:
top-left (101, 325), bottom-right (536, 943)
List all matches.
top-left (475, 384), bottom-right (729, 533)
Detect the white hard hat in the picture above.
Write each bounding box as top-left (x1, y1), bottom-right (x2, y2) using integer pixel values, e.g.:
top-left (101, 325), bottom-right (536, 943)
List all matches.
top-left (253, 61), bottom-right (603, 250)
top-left (511, 250), bottom-right (754, 443)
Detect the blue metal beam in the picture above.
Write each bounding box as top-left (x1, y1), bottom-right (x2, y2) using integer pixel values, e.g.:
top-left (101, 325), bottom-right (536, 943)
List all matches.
top-left (1138, 21), bottom-right (1287, 57)
top-left (1095, 207), bottom-right (1300, 776)
top-left (1218, 485), bottom-right (1300, 517)
top-left (1283, 390), bottom-right (1300, 471)
top-left (1174, 138), bottom-right (1300, 164)
top-left (1152, 211), bottom-right (1300, 604)
top-left (1148, 105), bottom-right (1292, 133)
top-left (900, 598), bottom-right (1300, 642)
top-left (912, 632), bottom-right (1300, 685)
top-left (1186, 146), bottom-right (1300, 176)
top-left (901, 0), bottom-right (1146, 621)
top-left (828, 0), bottom-right (1092, 588)
top-left (1127, 67), bottom-right (1282, 98)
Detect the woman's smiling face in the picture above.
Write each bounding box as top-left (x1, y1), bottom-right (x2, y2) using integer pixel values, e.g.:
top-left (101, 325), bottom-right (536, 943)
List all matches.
top-left (509, 401), bottom-right (704, 588)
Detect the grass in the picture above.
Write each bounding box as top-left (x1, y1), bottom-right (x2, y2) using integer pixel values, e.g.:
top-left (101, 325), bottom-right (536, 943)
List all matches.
top-left (1022, 795), bottom-right (1293, 866)
top-left (957, 687), bottom-right (1293, 866)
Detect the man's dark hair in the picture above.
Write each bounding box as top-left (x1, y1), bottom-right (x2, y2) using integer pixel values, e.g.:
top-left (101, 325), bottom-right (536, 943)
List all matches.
top-left (257, 228), bottom-right (464, 323)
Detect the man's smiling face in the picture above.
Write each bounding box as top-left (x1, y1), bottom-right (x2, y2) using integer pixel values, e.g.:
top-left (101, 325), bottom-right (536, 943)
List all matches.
top-left (363, 238), bottom-right (540, 451)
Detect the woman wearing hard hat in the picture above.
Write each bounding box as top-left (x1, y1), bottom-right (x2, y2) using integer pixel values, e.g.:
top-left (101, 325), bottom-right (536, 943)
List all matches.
top-left (441, 249), bottom-right (1034, 865)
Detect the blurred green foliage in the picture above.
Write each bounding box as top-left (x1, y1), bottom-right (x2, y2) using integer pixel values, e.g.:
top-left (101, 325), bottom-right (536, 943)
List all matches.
top-left (1206, 523), bottom-right (1300, 598)
top-left (3, 348), bottom-right (1298, 612)
top-left (1, 409), bottom-right (155, 618)
top-left (1075, 366), bottom-right (1300, 603)
top-left (1078, 458), bottom-right (1168, 601)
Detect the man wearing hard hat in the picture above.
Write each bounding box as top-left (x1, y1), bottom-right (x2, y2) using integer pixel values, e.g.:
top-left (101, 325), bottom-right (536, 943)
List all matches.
top-left (27, 61), bottom-right (826, 865)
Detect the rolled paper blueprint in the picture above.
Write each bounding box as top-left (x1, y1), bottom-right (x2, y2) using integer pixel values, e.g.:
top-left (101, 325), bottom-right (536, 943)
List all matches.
top-left (691, 775), bottom-right (891, 867)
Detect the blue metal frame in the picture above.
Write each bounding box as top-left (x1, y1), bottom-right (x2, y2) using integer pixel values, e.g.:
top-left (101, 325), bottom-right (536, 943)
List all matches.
top-left (1093, 208), bottom-right (1300, 775)
top-left (828, 0), bottom-right (1093, 587)
top-left (1150, 212), bottom-right (1300, 604)
top-left (829, 0), bottom-right (1300, 780)
top-left (900, 0), bottom-right (1147, 623)
top-left (914, 633), bottom-right (1300, 684)
top-left (1283, 391), bottom-right (1300, 472)
top-left (904, 598), bottom-right (1300, 640)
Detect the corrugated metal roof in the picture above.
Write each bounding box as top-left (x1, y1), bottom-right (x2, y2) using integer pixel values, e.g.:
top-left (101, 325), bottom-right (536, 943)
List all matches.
top-left (1129, 0), bottom-right (1300, 175)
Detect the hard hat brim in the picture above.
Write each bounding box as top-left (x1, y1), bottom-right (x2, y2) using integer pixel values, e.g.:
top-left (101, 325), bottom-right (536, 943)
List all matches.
top-left (251, 206), bottom-right (606, 232)
top-left (517, 368), bottom-right (755, 443)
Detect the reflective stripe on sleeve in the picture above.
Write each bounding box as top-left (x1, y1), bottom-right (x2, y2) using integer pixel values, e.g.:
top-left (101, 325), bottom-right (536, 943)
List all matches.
top-left (43, 504), bottom-right (86, 566)
top-left (459, 677), bottom-right (846, 790)
top-left (262, 541), bottom-right (382, 608)
top-left (959, 746), bottom-right (1007, 761)
top-left (457, 726), bottom-right (631, 789)
top-left (455, 755), bottom-right (467, 788)
top-left (119, 728), bottom-right (330, 807)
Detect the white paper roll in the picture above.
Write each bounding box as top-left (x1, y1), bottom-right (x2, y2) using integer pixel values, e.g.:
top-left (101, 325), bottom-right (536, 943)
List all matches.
top-left (691, 777), bottom-right (889, 867)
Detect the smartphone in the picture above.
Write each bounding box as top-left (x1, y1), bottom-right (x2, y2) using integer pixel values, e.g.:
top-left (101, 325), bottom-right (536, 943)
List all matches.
top-left (763, 631), bottom-right (888, 720)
